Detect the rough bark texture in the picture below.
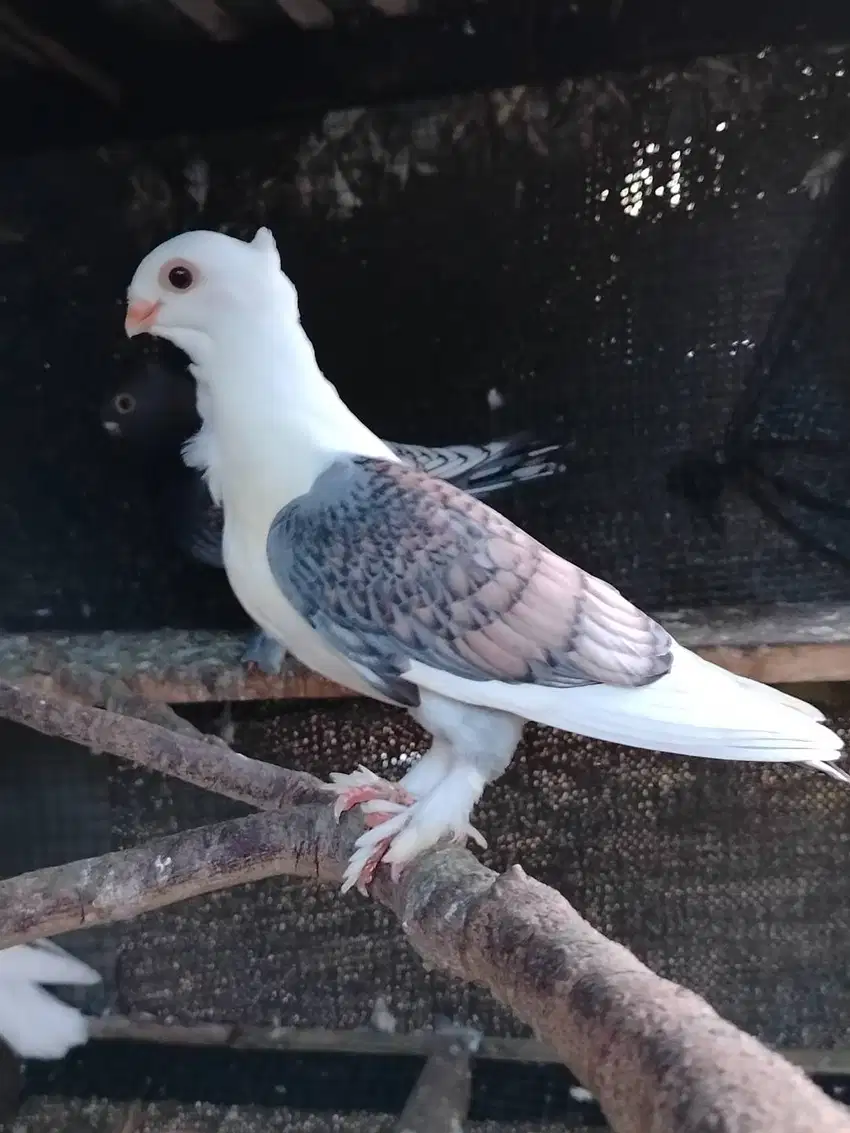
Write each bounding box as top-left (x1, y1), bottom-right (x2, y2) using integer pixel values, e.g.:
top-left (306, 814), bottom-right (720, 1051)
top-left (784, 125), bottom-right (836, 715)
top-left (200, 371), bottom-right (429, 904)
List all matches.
top-left (0, 676), bottom-right (326, 808)
top-left (380, 857), bottom-right (850, 1133)
top-left (0, 806), bottom-right (349, 945)
top-left (3, 605), bottom-right (850, 706)
top-left (0, 671), bottom-right (849, 1133)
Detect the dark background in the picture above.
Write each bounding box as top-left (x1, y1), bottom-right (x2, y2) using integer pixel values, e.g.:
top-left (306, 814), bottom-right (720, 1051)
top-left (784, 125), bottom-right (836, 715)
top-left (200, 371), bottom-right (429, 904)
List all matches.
top-left (5, 35), bottom-right (850, 1131)
top-left (5, 48), bottom-right (850, 634)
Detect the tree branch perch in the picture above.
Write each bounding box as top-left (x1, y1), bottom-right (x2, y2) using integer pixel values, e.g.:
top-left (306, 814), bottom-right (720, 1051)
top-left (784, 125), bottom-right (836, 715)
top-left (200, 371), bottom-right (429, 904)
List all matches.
top-left (0, 671), bottom-right (848, 1133)
top-left (0, 676), bottom-right (326, 809)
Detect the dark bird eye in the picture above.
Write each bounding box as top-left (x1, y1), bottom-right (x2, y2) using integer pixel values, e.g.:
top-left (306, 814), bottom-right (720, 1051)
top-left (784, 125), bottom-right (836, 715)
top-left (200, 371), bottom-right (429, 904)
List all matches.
top-left (168, 265), bottom-right (194, 290)
top-left (113, 393), bottom-right (136, 415)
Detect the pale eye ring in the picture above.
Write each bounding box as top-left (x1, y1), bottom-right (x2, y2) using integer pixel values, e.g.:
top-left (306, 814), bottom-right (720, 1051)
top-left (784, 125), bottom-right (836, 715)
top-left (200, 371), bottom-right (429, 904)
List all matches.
top-left (114, 393), bottom-right (136, 415)
top-left (168, 265), bottom-right (193, 290)
top-left (158, 258), bottom-right (200, 292)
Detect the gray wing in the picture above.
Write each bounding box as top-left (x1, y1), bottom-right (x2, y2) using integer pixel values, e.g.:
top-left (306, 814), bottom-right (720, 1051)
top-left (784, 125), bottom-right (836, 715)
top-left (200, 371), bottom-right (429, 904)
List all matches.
top-left (387, 433), bottom-right (561, 497)
top-left (266, 457), bottom-right (672, 707)
top-left (172, 471), bottom-right (225, 569)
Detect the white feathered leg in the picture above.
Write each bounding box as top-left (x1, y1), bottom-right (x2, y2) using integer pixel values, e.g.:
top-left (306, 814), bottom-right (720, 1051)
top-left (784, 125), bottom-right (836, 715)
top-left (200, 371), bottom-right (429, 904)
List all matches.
top-left (336, 695), bottom-right (524, 894)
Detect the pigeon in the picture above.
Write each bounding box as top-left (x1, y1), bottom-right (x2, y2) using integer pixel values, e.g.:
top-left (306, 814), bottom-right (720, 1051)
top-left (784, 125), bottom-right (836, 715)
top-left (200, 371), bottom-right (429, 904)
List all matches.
top-left (101, 361), bottom-right (565, 674)
top-left (0, 941), bottom-right (100, 1059)
top-left (125, 228), bottom-right (848, 894)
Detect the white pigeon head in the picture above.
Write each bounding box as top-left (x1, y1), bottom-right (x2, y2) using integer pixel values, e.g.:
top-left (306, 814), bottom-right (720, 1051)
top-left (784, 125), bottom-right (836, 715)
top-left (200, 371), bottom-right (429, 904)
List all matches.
top-left (125, 227), bottom-right (299, 361)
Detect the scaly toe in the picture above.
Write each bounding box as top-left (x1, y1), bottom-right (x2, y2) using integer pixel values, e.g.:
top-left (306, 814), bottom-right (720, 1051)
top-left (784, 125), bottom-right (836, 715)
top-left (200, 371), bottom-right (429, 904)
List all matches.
top-left (341, 836), bottom-right (393, 895)
top-left (327, 767), bottom-right (414, 820)
top-left (463, 823), bottom-right (488, 849)
top-left (327, 766), bottom-right (395, 819)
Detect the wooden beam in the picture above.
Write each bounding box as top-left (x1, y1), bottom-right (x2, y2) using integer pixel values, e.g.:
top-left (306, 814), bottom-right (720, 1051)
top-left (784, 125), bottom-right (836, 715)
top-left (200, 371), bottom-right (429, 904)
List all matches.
top-left (0, 3), bottom-right (119, 104)
top-left (370, 0), bottom-right (417, 14)
top-left (164, 0), bottom-right (240, 41)
top-left (6, 3), bottom-right (850, 153)
top-left (85, 1016), bottom-right (850, 1079)
top-left (3, 603), bottom-right (850, 704)
top-left (274, 0), bottom-right (334, 29)
top-left (0, 26), bottom-right (46, 68)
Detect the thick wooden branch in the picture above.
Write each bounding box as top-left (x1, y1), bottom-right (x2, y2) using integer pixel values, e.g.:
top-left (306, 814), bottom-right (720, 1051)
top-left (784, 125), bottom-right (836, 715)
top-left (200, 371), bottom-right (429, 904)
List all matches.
top-left (1, 817), bottom-right (847, 1133)
top-left (378, 855), bottom-right (850, 1133)
top-left (1, 676), bottom-right (848, 1131)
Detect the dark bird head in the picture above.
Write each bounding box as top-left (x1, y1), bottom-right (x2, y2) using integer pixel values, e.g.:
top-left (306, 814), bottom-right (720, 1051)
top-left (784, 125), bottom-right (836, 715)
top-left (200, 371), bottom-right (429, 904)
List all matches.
top-left (665, 448), bottom-right (736, 536)
top-left (100, 358), bottom-right (199, 451)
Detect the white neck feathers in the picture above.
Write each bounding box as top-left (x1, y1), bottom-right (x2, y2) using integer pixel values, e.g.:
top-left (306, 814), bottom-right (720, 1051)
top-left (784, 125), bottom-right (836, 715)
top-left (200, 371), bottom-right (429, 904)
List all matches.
top-left (182, 314), bottom-right (398, 517)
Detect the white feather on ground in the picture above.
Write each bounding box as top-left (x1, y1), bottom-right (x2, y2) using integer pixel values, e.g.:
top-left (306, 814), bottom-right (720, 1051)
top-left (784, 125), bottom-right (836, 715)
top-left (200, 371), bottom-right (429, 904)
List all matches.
top-left (0, 942), bottom-right (100, 1059)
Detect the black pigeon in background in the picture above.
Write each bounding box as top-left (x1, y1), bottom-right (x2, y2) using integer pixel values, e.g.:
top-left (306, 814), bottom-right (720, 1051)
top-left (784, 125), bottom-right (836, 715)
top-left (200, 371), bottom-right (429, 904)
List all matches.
top-left (101, 356), bottom-right (568, 674)
top-left (667, 146), bottom-right (850, 566)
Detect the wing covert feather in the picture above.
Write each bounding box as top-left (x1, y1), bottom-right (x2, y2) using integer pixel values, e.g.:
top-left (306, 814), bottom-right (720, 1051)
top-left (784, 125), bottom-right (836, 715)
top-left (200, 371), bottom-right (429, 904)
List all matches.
top-left (267, 458), bottom-right (672, 693)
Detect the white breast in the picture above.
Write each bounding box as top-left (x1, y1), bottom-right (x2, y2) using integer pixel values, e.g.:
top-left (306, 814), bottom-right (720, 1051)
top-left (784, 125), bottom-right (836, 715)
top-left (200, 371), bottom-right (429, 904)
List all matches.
top-left (222, 516), bottom-right (384, 699)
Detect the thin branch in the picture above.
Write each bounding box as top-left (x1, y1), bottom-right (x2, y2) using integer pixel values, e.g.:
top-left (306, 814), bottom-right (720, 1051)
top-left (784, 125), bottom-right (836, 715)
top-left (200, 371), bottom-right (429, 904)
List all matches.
top-left (0, 677), bottom-right (327, 809)
top-left (370, 0), bottom-right (418, 14)
top-left (0, 807), bottom-right (346, 945)
top-left (79, 1017), bottom-right (850, 1078)
top-left (0, 26), bottom-right (46, 68)
top-left (5, 604), bottom-right (850, 705)
top-left (0, 630), bottom-right (348, 703)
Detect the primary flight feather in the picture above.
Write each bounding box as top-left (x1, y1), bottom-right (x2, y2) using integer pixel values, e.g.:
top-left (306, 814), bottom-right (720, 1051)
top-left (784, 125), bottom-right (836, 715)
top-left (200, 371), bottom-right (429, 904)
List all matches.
top-left (125, 227), bottom-right (848, 894)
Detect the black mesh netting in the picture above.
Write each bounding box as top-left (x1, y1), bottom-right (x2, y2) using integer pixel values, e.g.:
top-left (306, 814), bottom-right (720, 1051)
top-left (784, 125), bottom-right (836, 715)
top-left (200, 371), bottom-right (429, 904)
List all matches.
top-left (667, 139), bottom-right (850, 564)
top-left (7, 48), bottom-right (850, 628)
top-left (7, 41), bottom-right (850, 1133)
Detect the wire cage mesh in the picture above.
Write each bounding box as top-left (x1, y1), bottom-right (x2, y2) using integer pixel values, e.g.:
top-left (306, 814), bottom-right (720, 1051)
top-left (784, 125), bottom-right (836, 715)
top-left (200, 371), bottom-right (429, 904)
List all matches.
top-left (5, 36), bottom-right (850, 1133)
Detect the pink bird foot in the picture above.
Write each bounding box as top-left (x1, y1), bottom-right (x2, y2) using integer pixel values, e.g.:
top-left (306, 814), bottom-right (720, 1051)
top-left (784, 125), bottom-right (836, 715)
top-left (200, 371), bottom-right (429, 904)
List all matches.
top-left (327, 765), bottom-right (414, 821)
top-left (328, 766), bottom-right (488, 896)
top-left (326, 766), bottom-right (418, 893)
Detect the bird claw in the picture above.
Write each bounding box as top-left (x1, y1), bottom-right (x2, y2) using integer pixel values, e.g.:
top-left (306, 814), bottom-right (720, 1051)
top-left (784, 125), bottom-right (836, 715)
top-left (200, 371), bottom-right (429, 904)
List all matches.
top-left (329, 773), bottom-right (487, 895)
top-left (327, 765), bottom-right (414, 821)
top-left (340, 810), bottom-right (487, 895)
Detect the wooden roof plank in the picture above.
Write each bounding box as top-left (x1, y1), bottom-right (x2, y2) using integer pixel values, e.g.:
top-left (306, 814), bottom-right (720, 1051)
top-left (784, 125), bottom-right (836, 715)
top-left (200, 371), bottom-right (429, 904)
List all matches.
top-left (274, 0), bottom-right (334, 29)
top-left (0, 2), bottom-right (119, 103)
top-left (369, 0), bottom-right (417, 14)
top-left (164, 0), bottom-right (241, 41)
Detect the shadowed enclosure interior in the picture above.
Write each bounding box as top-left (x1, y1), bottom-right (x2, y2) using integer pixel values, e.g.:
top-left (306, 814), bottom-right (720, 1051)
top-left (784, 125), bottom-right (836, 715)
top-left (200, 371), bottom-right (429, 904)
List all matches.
top-left (4, 17), bottom-right (850, 1132)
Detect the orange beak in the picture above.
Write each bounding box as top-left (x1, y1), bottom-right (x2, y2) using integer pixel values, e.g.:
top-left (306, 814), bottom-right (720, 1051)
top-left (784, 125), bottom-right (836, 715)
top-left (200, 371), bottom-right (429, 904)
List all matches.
top-left (125, 298), bottom-right (162, 337)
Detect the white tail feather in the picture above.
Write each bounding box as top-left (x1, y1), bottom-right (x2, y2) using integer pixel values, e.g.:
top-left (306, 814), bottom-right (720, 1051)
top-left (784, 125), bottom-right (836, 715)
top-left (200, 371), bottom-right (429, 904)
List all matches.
top-left (411, 643), bottom-right (845, 766)
top-left (0, 943), bottom-right (100, 1059)
top-left (805, 758), bottom-right (850, 784)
